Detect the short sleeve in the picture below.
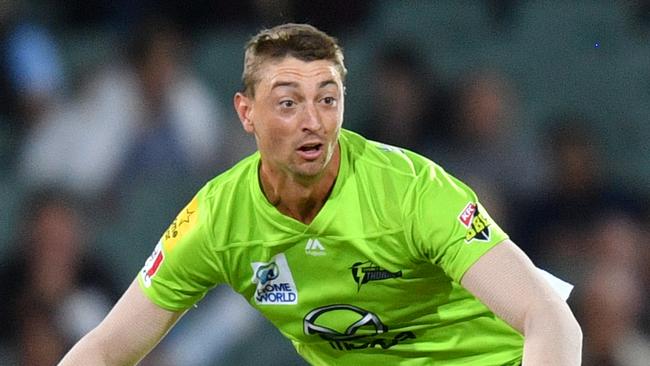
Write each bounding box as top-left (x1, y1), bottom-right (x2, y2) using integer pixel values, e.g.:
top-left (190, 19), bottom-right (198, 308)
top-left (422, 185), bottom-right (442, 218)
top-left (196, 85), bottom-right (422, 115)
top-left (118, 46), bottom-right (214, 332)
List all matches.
top-left (406, 163), bottom-right (509, 283)
top-left (137, 192), bottom-right (225, 311)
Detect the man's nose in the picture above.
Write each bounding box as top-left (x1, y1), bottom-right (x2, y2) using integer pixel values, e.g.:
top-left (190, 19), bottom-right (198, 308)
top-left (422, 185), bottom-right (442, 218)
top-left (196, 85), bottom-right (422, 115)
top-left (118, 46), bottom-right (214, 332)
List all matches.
top-left (301, 103), bottom-right (322, 132)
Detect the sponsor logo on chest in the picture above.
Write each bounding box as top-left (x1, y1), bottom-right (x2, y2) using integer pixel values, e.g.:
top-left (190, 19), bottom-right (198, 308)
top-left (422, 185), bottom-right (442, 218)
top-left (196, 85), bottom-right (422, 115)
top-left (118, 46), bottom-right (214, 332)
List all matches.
top-left (304, 304), bottom-right (416, 351)
top-left (350, 261), bottom-right (403, 291)
top-left (251, 253), bottom-right (298, 305)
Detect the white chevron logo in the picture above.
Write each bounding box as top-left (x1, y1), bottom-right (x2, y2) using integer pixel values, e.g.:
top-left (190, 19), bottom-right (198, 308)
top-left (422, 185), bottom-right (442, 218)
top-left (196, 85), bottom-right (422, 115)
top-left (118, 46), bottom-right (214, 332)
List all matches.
top-left (305, 238), bottom-right (326, 256)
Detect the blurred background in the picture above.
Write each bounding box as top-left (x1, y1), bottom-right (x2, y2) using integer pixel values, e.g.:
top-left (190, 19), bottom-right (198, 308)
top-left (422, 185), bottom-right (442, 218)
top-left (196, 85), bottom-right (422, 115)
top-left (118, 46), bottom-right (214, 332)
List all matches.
top-left (0, 0), bottom-right (648, 365)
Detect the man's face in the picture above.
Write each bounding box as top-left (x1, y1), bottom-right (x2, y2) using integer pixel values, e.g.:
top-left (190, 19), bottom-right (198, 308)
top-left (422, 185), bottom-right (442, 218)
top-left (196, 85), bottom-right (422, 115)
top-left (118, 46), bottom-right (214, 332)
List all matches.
top-left (235, 57), bottom-right (344, 180)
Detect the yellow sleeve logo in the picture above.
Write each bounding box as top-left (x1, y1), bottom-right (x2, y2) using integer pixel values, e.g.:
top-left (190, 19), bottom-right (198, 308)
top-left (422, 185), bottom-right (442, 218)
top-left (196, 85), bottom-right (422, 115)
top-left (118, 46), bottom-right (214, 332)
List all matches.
top-left (458, 202), bottom-right (492, 243)
top-left (162, 196), bottom-right (199, 252)
top-left (465, 210), bottom-right (491, 242)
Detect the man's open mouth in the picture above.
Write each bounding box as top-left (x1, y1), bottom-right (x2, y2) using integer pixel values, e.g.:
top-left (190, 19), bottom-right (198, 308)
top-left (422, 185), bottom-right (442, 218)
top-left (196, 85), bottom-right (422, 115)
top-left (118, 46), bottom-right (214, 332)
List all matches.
top-left (298, 143), bottom-right (322, 152)
top-left (297, 143), bottom-right (323, 159)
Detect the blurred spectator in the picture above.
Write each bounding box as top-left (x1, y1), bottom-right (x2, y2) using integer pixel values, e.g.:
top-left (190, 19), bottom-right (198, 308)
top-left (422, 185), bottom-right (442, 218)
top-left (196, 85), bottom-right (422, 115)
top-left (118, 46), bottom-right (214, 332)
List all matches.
top-left (360, 42), bottom-right (454, 153)
top-left (0, 0), bottom-right (64, 166)
top-left (507, 114), bottom-right (650, 366)
top-left (512, 114), bottom-right (643, 266)
top-left (425, 69), bottom-right (544, 227)
top-left (17, 18), bottom-right (226, 202)
top-left (577, 212), bottom-right (650, 366)
top-left (0, 189), bottom-right (119, 365)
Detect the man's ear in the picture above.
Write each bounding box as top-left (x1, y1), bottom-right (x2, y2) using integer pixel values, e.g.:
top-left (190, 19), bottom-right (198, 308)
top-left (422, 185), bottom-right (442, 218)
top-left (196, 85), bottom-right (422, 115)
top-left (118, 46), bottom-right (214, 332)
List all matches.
top-left (234, 92), bottom-right (254, 134)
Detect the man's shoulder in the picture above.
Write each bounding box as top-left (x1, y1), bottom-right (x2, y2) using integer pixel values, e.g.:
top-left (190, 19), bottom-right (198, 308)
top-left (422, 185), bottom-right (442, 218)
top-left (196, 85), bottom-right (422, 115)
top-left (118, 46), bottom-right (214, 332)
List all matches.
top-left (198, 152), bottom-right (259, 204)
top-left (341, 129), bottom-right (435, 179)
top-left (341, 130), bottom-right (466, 207)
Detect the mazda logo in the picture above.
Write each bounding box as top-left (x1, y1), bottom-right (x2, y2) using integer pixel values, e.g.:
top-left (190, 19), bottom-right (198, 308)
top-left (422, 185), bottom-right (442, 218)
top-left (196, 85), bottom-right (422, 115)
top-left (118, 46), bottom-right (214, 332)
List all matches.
top-left (304, 304), bottom-right (388, 341)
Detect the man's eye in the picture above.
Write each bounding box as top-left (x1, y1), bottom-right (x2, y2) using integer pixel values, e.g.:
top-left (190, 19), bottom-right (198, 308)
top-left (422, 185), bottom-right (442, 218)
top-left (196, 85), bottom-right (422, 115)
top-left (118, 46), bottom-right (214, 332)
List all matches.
top-left (322, 97), bottom-right (336, 105)
top-left (280, 100), bottom-right (295, 107)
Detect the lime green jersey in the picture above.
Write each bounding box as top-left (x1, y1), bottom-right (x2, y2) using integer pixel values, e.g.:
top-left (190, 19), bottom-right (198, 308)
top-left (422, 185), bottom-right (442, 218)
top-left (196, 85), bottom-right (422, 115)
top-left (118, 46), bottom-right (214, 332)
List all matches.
top-left (138, 129), bottom-right (524, 365)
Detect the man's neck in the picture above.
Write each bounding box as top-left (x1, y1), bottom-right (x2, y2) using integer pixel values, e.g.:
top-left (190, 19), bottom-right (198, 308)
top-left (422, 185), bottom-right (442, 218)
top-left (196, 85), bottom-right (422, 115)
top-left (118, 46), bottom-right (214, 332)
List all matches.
top-left (259, 150), bottom-right (340, 225)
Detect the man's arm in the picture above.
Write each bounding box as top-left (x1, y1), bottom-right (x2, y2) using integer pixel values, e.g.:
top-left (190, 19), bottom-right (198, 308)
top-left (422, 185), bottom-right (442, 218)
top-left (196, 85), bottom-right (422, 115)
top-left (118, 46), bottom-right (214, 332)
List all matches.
top-left (58, 279), bottom-right (185, 366)
top-left (461, 240), bottom-right (582, 366)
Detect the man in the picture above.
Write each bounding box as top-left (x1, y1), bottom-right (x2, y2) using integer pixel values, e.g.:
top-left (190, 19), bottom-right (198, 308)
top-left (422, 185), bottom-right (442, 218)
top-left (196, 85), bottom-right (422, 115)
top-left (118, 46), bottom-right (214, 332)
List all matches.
top-left (59, 23), bottom-right (582, 365)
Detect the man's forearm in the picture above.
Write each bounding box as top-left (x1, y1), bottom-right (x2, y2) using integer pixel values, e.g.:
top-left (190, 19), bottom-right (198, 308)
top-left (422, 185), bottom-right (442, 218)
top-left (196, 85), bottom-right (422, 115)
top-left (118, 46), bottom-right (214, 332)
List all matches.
top-left (58, 330), bottom-right (116, 366)
top-left (460, 241), bottom-right (583, 365)
top-left (58, 280), bottom-right (184, 366)
top-left (521, 298), bottom-right (583, 365)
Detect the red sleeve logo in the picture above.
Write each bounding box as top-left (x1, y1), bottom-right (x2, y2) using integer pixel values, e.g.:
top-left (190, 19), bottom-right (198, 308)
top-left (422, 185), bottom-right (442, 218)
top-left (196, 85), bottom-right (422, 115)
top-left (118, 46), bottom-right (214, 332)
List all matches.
top-left (141, 241), bottom-right (164, 288)
top-left (458, 203), bottom-right (477, 228)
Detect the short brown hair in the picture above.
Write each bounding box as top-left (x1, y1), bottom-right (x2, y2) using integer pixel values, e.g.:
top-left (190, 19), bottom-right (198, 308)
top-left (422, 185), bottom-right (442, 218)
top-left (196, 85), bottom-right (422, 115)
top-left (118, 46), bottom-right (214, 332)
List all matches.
top-left (241, 23), bottom-right (347, 97)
